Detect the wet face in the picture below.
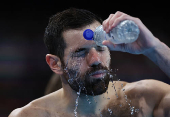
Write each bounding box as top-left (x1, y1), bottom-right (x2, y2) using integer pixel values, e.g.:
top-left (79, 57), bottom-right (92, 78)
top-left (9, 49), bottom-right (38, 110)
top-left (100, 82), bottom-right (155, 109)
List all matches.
top-left (62, 22), bottom-right (111, 96)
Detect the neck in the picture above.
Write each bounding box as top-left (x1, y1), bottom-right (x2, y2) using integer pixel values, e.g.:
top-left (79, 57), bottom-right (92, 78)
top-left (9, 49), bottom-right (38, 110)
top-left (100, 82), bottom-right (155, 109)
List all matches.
top-left (61, 77), bottom-right (110, 115)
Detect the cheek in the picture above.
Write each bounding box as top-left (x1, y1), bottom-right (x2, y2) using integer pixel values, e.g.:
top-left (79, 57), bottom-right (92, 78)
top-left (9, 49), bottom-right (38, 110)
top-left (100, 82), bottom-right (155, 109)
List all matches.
top-left (101, 52), bottom-right (111, 67)
top-left (67, 57), bottom-right (86, 72)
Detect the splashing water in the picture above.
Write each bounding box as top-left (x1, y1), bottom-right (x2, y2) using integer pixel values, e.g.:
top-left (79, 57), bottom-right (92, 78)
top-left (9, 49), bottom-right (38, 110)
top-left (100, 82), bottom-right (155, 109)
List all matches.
top-left (65, 40), bottom-right (141, 117)
top-left (121, 84), bottom-right (140, 115)
top-left (110, 69), bottom-right (140, 116)
top-left (74, 88), bottom-right (81, 117)
top-left (99, 109), bottom-right (103, 117)
top-left (112, 81), bottom-right (119, 98)
top-left (130, 106), bottom-right (135, 115)
top-left (108, 108), bottom-right (112, 115)
top-left (135, 109), bottom-right (140, 113)
top-left (91, 91), bottom-right (97, 103)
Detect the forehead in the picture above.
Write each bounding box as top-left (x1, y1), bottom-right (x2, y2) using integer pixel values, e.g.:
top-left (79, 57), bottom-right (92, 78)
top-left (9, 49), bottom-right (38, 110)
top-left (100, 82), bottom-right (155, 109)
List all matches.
top-left (63, 21), bottom-right (101, 53)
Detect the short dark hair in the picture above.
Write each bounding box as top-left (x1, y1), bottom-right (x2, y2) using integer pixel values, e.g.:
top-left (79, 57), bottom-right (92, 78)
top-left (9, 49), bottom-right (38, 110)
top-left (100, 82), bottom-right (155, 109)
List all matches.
top-left (44, 8), bottom-right (103, 62)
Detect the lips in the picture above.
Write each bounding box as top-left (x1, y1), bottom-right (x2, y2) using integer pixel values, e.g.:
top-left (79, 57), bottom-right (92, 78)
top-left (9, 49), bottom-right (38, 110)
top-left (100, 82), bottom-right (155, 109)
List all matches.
top-left (89, 70), bottom-right (107, 78)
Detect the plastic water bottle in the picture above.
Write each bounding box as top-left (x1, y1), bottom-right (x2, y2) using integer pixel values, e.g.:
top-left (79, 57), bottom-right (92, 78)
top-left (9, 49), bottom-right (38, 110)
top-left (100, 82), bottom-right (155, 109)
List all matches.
top-left (83, 20), bottom-right (140, 46)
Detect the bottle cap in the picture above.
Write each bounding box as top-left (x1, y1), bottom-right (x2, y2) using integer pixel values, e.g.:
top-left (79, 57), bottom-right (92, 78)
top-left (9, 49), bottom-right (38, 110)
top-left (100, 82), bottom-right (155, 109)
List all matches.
top-left (83, 29), bottom-right (94, 40)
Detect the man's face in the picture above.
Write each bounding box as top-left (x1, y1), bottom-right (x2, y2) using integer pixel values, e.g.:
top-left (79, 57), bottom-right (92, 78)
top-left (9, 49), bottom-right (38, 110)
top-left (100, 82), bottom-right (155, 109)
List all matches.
top-left (62, 21), bottom-right (111, 96)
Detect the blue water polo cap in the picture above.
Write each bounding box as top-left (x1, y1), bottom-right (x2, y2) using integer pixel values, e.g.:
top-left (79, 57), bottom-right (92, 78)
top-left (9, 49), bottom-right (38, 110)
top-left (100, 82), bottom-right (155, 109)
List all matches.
top-left (83, 29), bottom-right (94, 40)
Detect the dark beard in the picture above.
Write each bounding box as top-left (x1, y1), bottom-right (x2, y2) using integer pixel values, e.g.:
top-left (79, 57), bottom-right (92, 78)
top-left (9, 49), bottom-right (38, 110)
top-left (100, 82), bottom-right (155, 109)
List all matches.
top-left (64, 64), bottom-right (110, 96)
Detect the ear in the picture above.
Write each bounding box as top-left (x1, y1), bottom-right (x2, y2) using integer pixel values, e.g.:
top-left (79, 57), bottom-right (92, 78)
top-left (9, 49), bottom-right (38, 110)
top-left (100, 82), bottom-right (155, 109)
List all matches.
top-left (46, 54), bottom-right (63, 75)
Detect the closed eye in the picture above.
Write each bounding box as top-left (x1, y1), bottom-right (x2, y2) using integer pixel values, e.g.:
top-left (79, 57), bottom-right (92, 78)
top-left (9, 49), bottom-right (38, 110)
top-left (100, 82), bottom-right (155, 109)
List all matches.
top-left (75, 48), bottom-right (86, 53)
top-left (73, 48), bottom-right (86, 57)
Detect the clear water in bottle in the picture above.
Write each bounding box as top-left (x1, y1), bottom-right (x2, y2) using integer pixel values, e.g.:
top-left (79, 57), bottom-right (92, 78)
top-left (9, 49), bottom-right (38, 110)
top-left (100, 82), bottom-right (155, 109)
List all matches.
top-left (83, 20), bottom-right (140, 47)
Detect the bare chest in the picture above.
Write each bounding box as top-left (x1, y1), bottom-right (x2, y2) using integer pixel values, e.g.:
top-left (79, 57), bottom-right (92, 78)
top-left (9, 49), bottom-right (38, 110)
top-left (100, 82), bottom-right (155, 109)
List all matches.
top-left (53, 101), bottom-right (152, 117)
top-left (48, 82), bottom-right (154, 117)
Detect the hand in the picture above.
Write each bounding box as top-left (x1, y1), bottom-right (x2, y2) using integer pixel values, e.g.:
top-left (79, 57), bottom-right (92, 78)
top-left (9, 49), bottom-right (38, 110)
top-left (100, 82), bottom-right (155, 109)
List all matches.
top-left (102, 11), bottom-right (160, 55)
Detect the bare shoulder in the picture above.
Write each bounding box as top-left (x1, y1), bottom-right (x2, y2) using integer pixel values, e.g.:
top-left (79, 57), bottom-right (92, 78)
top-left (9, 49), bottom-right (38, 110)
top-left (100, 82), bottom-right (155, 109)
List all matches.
top-left (9, 104), bottom-right (50, 117)
top-left (126, 79), bottom-right (170, 117)
top-left (124, 79), bottom-right (170, 106)
top-left (109, 79), bottom-right (170, 98)
top-left (125, 79), bottom-right (170, 94)
top-left (9, 89), bottom-right (63, 117)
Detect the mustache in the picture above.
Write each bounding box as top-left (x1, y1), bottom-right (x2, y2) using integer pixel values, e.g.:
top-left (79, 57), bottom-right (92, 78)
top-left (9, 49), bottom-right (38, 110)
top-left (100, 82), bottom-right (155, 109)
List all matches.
top-left (84, 64), bottom-right (109, 77)
top-left (64, 63), bottom-right (110, 82)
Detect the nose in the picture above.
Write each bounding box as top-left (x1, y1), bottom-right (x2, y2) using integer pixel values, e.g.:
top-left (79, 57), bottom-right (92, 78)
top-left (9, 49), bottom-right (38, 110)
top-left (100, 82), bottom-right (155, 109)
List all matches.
top-left (86, 48), bottom-right (101, 67)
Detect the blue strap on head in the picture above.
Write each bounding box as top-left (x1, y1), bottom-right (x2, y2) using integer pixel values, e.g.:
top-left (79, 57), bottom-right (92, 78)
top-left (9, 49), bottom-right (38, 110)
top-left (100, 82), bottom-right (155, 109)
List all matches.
top-left (83, 29), bottom-right (94, 40)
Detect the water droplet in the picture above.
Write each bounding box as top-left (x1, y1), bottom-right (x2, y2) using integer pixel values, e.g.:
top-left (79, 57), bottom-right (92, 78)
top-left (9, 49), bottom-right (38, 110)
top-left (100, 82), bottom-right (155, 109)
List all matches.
top-left (124, 95), bottom-right (127, 99)
top-left (74, 88), bottom-right (81, 117)
top-left (116, 95), bottom-right (119, 98)
top-left (68, 79), bottom-right (73, 84)
top-left (99, 109), bottom-right (102, 117)
top-left (89, 102), bottom-right (91, 104)
top-left (108, 108), bottom-right (112, 115)
top-left (112, 82), bottom-right (118, 98)
top-left (74, 110), bottom-right (77, 114)
top-left (130, 106), bottom-right (135, 115)
top-left (135, 109), bottom-right (140, 113)
top-left (130, 106), bottom-right (134, 111)
top-left (121, 84), bottom-right (124, 87)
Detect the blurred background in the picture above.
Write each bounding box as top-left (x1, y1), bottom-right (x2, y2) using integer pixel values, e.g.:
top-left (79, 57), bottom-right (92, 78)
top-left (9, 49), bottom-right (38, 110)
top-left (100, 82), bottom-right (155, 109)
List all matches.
top-left (0, 1), bottom-right (170, 116)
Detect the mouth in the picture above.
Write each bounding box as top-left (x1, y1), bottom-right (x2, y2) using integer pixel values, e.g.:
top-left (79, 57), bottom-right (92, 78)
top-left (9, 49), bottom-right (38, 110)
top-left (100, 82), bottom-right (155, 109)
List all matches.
top-left (89, 70), bottom-right (107, 78)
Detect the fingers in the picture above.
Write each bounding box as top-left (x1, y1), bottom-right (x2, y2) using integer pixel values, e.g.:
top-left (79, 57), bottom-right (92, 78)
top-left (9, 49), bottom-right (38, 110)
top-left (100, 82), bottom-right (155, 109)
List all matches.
top-left (103, 14), bottom-right (114, 33)
top-left (102, 11), bottom-right (137, 33)
top-left (102, 40), bottom-right (116, 51)
top-left (103, 40), bottom-right (127, 52)
top-left (103, 11), bottom-right (124, 33)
